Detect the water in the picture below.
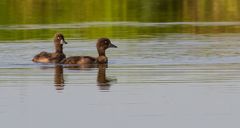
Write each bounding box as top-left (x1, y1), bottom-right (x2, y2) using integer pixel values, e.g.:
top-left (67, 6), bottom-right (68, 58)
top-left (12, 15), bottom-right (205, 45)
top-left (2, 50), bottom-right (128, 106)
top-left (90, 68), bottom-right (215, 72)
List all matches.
top-left (1, 29), bottom-right (240, 128)
top-left (1, 0), bottom-right (240, 128)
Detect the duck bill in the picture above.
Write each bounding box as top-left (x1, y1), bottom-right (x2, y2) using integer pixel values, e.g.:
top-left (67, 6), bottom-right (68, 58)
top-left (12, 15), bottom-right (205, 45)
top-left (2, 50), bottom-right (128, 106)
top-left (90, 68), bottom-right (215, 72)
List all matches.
top-left (108, 43), bottom-right (117, 48)
top-left (60, 39), bottom-right (68, 44)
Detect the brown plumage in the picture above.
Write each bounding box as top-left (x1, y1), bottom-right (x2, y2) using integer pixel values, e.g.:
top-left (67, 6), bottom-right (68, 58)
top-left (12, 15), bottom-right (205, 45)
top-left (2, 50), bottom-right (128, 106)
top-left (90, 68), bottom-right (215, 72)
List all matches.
top-left (32, 33), bottom-right (68, 63)
top-left (61, 38), bottom-right (117, 65)
top-left (62, 56), bottom-right (96, 64)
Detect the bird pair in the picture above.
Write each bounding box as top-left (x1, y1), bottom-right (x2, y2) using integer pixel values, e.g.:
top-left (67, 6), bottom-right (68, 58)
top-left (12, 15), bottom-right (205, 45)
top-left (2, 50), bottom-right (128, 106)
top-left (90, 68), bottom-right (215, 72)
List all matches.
top-left (32, 33), bottom-right (117, 65)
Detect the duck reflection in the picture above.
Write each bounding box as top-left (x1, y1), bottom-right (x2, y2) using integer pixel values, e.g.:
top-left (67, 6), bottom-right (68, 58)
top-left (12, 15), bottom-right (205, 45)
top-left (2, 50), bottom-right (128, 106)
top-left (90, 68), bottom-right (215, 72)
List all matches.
top-left (63, 63), bottom-right (116, 90)
top-left (54, 65), bottom-right (65, 90)
top-left (52, 63), bottom-right (116, 90)
top-left (97, 64), bottom-right (111, 90)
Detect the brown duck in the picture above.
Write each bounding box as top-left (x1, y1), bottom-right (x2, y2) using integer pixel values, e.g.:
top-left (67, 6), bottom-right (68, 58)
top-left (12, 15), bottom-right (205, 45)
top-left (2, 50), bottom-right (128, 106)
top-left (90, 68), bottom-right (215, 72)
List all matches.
top-left (61, 38), bottom-right (117, 64)
top-left (32, 33), bottom-right (67, 63)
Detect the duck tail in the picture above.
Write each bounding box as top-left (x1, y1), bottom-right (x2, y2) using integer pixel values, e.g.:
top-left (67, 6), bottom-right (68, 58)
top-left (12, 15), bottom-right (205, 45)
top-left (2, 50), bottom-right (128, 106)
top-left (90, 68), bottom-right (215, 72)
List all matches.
top-left (32, 58), bottom-right (36, 62)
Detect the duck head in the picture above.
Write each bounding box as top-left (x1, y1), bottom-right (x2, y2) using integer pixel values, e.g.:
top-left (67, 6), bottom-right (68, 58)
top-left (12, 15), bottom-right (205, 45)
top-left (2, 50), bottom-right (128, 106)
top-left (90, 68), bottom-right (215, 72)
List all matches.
top-left (54, 33), bottom-right (67, 53)
top-left (97, 38), bottom-right (117, 56)
top-left (54, 33), bottom-right (68, 45)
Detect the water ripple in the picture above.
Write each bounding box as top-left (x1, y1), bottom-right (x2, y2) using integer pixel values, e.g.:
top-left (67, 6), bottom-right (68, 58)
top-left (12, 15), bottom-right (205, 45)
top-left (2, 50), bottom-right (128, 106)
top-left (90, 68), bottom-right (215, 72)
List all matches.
top-left (0, 22), bottom-right (240, 30)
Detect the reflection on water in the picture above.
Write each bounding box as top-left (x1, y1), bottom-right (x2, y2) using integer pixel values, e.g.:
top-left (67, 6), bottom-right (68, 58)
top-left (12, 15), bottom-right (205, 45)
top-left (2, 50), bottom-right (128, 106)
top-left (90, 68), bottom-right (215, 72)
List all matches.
top-left (1, 0), bottom-right (240, 25)
top-left (1, 22), bottom-right (240, 41)
top-left (1, 0), bottom-right (240, 41)
top-left (52, 64), bottom-right (116, 91)
top-left (97, 64), bottom-right (109, 86)
top-left (54, 65), bottom-right (65, 90)
top-left (97, 64), bottom-right (116, 90)
top-left (1, 33), bottom-right (240, 128)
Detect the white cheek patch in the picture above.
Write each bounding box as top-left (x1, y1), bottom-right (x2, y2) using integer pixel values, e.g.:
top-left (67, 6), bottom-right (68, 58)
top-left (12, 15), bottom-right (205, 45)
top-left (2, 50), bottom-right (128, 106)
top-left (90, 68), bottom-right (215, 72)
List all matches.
top-left (60, 39), bottom-right (63, 44)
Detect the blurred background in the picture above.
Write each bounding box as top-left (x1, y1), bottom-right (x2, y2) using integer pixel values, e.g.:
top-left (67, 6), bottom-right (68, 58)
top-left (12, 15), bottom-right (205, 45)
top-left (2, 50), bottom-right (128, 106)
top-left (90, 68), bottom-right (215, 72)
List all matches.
top-left (0, 0), bottom-right (240, 40)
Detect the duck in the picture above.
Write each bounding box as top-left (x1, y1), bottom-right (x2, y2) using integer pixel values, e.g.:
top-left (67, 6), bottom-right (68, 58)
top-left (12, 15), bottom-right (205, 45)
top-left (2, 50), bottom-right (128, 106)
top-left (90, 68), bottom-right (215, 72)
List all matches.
top-left (32, 33), bottom-right (67, 63)
top-left (61, 38), bottom-right (117, 65)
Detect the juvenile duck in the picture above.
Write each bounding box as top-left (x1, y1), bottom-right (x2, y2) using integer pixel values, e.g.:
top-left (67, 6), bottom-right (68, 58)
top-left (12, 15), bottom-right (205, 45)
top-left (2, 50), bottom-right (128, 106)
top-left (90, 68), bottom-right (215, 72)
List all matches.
top-left (32, 33), bottom-right (67, 63)
top-left (61, 38), bottom-right (117, 64)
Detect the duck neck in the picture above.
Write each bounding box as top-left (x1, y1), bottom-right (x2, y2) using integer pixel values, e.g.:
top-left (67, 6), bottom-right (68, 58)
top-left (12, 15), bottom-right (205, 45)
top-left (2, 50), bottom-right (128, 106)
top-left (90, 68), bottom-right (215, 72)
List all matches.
top-left (98, 48), bottom-right (106, 57)
top-left (97, 48), bottom-right (108, 64)
top-left (54, 41), bottom-right (63, 53)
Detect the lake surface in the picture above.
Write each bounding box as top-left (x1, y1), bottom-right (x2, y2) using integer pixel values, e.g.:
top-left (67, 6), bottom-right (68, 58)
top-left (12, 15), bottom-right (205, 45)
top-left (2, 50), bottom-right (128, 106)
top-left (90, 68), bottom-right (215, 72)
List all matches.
top-left (1, 0), bottom-right (240, 128)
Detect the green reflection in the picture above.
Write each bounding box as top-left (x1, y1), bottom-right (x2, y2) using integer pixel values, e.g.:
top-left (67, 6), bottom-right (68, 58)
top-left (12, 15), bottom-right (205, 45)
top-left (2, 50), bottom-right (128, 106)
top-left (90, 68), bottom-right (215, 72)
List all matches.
top-left (0, 0), bottom-right (240, 41)
top-left (1, 0), bottom-right (239, 25)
